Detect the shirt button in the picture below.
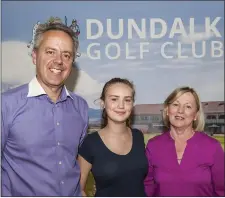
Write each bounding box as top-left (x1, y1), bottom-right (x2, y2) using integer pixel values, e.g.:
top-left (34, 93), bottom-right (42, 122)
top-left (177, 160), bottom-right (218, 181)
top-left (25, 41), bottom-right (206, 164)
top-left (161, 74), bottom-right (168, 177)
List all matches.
top-left (56, 122), bottom-right (60, 126)
top-left (59, 161), bottom-right (62, 165)
top-left (57, 142), bottom-right (60, 146)
top-left (61, 181), bottom-right (64, 185)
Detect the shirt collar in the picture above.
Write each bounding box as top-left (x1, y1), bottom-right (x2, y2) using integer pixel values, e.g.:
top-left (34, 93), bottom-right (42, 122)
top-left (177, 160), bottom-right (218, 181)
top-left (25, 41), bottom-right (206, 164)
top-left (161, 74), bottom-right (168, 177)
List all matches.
top-left (27, 76), bottom-right (73, 99)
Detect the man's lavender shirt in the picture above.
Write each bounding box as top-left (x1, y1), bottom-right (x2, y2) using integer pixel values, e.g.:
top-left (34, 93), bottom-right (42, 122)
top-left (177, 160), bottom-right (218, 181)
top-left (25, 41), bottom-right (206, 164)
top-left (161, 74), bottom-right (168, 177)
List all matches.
top-left (144, 131), bottom-right (225, 197)
top-left (1, 77), bottom-right (89, 196)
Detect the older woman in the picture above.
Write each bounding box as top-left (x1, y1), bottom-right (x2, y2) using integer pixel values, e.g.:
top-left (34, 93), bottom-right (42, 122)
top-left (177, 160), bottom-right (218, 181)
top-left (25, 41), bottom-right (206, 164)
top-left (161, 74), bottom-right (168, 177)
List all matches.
top-left (144, 86), bottom-right (224, 196)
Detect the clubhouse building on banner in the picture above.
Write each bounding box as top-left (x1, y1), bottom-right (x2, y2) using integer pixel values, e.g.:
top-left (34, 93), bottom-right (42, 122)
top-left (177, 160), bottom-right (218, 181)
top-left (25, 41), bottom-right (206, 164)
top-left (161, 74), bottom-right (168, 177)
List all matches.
top-left (132, 101), bottom-right (225, 135)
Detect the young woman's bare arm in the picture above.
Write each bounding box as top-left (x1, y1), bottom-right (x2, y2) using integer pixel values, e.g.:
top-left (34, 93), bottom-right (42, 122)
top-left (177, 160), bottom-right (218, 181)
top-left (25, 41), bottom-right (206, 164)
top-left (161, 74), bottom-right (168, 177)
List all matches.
top-left (78, 155), bottom-right (92, 196)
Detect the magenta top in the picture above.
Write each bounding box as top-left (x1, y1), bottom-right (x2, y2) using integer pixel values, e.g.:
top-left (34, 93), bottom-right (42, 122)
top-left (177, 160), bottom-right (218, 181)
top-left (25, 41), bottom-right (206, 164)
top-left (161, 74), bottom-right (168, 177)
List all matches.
top-left (144, 131), bottom-right (225, 197)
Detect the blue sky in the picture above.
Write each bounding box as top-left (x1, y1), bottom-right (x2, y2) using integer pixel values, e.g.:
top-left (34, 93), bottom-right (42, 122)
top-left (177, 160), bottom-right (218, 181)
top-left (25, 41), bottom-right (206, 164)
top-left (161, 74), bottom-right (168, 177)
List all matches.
top-left (2, 1), bottom-right (224, 42)
top-left (2, 1), bottom-right (224, 108)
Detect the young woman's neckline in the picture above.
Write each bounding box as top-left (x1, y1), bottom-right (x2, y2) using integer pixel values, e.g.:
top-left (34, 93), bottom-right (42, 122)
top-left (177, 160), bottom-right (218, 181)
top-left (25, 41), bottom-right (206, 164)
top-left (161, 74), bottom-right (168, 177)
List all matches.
top-left (96, 128), bottom-right (134, 156)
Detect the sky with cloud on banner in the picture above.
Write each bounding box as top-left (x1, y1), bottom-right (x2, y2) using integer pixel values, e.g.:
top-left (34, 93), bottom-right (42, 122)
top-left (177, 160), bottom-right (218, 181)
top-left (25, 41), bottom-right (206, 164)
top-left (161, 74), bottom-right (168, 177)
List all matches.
top-left (2, 1), bottom-right (224, 109)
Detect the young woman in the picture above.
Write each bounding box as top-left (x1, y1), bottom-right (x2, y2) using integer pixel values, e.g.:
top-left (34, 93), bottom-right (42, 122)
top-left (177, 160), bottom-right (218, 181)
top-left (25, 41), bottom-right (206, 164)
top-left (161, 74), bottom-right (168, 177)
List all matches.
top-left (78, 78), bottom-right (148, 196)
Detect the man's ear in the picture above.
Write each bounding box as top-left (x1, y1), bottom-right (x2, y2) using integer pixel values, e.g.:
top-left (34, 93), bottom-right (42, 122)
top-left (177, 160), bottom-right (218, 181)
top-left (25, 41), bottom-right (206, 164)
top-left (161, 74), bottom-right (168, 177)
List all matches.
top-left (32, 50), bottom-right (37, 65)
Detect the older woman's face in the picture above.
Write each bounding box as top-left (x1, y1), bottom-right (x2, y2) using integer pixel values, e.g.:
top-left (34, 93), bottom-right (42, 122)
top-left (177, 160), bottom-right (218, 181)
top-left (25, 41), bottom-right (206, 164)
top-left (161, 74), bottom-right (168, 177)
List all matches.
top-left (167, 92), bottom-right (198, 130)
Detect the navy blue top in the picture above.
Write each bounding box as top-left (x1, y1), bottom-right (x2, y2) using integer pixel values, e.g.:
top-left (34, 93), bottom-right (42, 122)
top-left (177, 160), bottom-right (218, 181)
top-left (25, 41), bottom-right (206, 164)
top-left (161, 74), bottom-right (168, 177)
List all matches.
top-left (79, 128), bottom-right (148, 197)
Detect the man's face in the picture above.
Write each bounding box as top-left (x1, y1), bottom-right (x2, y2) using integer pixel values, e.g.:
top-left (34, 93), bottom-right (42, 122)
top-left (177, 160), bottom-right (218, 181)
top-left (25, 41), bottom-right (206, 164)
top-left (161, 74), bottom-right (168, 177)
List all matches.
top-left (32, 30), bottom-right (74, 89)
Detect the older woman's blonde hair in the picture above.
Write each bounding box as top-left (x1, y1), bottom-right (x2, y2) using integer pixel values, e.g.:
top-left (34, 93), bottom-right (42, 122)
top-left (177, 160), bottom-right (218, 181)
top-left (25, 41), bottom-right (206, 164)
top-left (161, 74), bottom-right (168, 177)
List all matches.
top-left (162, 86), bottom-right (205, 131)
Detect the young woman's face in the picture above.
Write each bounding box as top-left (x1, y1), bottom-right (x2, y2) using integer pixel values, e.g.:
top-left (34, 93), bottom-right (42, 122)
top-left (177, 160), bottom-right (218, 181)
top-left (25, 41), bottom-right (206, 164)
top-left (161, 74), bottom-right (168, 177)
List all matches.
top-left (103, 83), bottom-right (134, 125)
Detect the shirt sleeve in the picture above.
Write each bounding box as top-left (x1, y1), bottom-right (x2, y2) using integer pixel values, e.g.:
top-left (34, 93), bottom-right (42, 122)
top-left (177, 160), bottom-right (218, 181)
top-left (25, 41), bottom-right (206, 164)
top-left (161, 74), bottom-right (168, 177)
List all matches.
top-left (144, 142), bottom-right (156, 196)
top-left (1, 173), bottom-right (12, 196)
top-left (211, 141), bottom-right (225, 196)
top-left (79, 100), bottom-right (89, 146)
top-left (1, 95), bottom-right (9, 153)
top-left (79, 123), bottom-right (88, 147)
top-left (79, 134), bottom-right (94, 164)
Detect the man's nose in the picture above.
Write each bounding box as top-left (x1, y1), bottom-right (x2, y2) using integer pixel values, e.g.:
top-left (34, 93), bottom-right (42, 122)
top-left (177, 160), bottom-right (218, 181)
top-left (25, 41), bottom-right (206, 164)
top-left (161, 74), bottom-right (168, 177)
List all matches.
top-left (53, 54), bottom-right (63, 65)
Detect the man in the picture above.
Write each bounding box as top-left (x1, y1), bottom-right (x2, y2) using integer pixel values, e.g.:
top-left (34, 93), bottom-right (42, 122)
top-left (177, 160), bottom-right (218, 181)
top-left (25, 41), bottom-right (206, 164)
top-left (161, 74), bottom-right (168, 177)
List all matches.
top-left (1, 17), bottom-right (89, 196)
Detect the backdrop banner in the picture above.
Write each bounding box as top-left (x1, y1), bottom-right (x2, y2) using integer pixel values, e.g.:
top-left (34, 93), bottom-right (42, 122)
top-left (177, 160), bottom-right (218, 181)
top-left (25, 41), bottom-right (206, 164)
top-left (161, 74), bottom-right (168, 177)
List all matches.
top-left (2, 1), bottom-right (224, 134)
